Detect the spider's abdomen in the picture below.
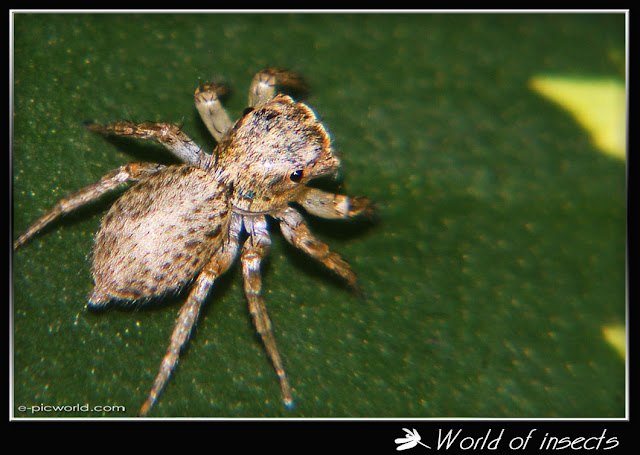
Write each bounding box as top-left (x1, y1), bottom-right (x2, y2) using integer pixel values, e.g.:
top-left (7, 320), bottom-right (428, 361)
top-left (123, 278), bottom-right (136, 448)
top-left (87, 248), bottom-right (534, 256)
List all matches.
top-left (89, 165), bottom-right (230, 305)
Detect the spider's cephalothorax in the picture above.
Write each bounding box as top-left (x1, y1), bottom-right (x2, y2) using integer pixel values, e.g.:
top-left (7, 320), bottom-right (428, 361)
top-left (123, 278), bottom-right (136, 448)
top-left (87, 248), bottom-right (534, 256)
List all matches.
top-left (13, 68), bottom-right (374, 416)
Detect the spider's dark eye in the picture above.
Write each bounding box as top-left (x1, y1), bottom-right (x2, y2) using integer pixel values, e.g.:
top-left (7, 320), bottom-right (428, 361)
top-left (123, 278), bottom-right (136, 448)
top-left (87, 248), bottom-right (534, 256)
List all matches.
top-left (289, 169), bottom-right (304, 183)
top-left (242, 107), bottom-right (254, 118)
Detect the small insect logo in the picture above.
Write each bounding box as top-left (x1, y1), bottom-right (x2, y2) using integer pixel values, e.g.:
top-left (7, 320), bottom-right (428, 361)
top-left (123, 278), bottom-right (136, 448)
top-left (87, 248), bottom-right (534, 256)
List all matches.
top-left (395, 428), bottom-right (431, 451)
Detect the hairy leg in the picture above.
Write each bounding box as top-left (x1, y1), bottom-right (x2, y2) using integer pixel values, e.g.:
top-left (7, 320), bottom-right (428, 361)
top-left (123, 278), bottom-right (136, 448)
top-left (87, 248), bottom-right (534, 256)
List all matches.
top-left (275, 206), bottom-right (360, 294)
top-left (13, 162), bottom-right (165, 249)
top-left (194, 82), bottom-right (233, 143)
top-left (296, 187), bottom-right (375, 219)
top-left (87, 121), bottom-right (209, 168)
top-left (138, 213), bottom-right (241, 416)
top-left (241, 215), bottom-right (294, 408)
top-left (248, 68), bottom-right (308, 107)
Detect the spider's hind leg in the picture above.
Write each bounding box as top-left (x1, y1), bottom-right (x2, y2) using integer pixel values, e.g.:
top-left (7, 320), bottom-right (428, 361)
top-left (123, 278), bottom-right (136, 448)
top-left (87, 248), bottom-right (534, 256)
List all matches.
top-left (138, 266), bottom-right (218, 417)
top-left (138, 214), bottom-right (241, 417)
top-left (13, 162), bottom-right (165, 250)
top-left (248, 68), bottom-right (309, 107)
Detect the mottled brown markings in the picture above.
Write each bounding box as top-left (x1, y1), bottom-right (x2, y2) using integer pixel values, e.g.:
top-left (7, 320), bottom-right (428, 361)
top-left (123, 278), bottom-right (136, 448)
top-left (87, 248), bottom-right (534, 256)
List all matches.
top-left (204, 225), bottom-right (222, 239)
top-left (183, 239), bottom-right (202, 249)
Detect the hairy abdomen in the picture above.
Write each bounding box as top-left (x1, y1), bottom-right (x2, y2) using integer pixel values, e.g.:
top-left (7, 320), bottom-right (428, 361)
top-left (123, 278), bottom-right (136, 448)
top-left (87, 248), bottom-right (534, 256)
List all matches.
top-left (89, 165), bottom-right (230, 305)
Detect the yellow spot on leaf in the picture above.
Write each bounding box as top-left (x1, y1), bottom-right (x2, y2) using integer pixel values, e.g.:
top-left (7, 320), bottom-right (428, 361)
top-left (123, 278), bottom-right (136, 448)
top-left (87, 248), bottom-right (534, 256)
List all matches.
top-left (602, 324), bottom-right (626, 360)
top-left (529, 75), bottom-right (626, 160)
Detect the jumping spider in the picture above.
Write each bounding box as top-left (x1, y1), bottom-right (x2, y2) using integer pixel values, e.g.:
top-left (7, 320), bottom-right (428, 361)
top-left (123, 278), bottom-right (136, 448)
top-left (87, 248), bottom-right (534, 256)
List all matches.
top-left (13, 68), bottom-right (374, 416)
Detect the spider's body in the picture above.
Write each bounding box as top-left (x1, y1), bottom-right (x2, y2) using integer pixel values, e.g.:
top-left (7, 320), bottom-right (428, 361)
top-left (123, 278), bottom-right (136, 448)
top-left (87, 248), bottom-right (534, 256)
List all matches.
top-left (90, 165), bottom-right (230, 304)
top-left (14, 68), bottom-right (373, 416)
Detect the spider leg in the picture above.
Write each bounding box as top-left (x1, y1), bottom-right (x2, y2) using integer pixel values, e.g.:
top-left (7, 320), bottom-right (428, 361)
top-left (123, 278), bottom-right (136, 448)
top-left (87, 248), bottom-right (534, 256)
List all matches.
top-left (138, 213), bottom-right (241, 417)
top-left (86, 121), bottom-right (209, 168)
top-left (13, 162), bottom-right (165, 250)
top-left (194, 82), bottom-right (234, 143)
top-left (248, 68), bottom-right (309, 107)
top-left (275, 206), bottom-right (361, 295)
top-left (241, 215), bottom-right (294, 408)
top-left (296, 187), bottom-right (376, 220)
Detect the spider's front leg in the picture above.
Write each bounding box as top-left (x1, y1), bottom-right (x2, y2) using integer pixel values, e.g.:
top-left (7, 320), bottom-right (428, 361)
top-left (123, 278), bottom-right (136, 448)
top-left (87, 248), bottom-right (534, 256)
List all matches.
top-left (241, 215), bottom-right (294, 408)
top-left (86, 121), bottom-right (209, 168)
top-left (139, 214), bottom-right (242, 417)
top-left (296, 187), bottom-right (375, 220)
top-left (275, 204), bottom-right (366, 295)
top-left (13, 162), bottom-right (165, 249)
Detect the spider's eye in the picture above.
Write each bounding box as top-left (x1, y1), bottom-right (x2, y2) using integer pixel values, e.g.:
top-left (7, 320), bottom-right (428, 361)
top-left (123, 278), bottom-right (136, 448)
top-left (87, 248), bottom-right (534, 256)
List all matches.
top-left (289, 169), bottom-right (304, 183)
top-left (242, 107), bottom-right (254, 118)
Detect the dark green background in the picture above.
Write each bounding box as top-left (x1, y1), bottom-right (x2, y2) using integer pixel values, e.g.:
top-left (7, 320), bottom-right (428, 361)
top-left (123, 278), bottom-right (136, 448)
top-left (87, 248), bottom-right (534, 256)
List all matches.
top-left (12, 13), bottom-right (625, 418)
